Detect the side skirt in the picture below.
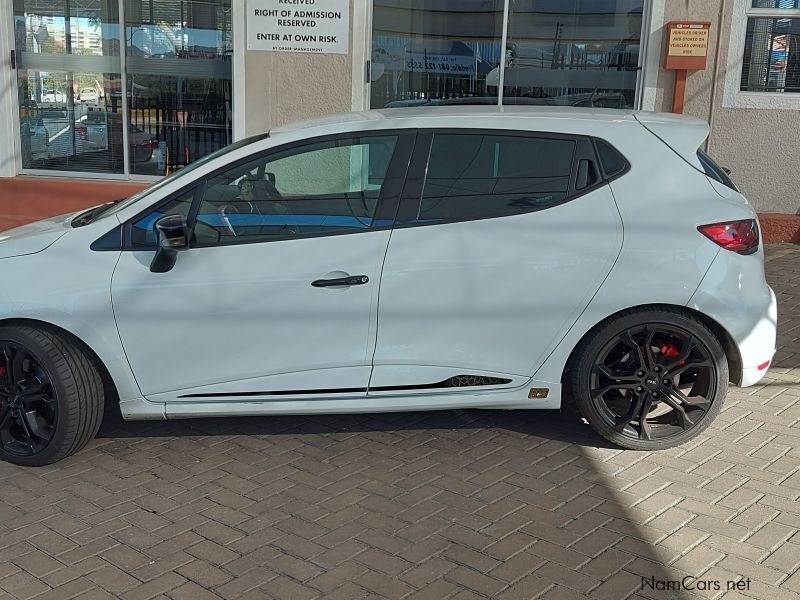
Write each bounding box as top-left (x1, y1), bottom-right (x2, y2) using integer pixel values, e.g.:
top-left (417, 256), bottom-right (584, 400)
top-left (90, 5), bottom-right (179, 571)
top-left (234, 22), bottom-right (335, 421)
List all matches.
top-left (119, 382), bottom-right (563, 421)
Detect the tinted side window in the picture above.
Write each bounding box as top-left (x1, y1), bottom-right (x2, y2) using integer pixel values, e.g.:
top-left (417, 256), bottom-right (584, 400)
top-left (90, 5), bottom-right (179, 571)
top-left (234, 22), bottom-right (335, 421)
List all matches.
top-left (697, 149), bottom-right (738, 191)
top-left (595, 139), bottom-right (628, 178)
top-left (194, 135), bottom-right (399, 245)
top-left (416, 133), bottom-right (576, 222)
top-left (130, 190), bottom-right (195, 248)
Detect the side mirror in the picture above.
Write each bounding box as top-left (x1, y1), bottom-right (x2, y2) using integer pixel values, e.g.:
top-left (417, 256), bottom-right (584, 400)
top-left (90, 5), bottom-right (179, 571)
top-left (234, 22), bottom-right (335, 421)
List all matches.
top-left (150, 214), bottom-right (188, 273)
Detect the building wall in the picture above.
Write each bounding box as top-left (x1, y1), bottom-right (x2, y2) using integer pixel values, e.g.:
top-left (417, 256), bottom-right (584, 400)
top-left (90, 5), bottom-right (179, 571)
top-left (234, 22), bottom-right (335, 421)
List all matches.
top-left (241, 2), bottom-right (358, 136)
top-left (656, 0), bottom-right (799, 215)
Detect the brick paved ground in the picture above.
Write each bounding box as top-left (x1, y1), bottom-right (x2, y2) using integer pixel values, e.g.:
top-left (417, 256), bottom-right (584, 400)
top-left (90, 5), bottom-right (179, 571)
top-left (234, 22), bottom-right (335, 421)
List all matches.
top-left (0, 245), bottom-right (798, 600)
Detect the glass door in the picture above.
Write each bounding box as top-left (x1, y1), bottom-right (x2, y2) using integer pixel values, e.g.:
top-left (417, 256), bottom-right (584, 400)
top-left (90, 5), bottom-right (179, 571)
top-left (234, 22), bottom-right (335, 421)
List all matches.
top-left (13, 0), bottom-right (232, 177)
top-left (369, 0), bottom-right (649, 110)
top-left (124, 0), bottom-right (232, 176)
top-left (14, 0), bottom-right (124, 173)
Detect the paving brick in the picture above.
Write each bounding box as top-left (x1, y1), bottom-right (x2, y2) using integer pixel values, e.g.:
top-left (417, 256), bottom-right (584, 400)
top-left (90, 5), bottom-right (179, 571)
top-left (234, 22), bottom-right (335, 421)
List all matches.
top-left (214, 568), bottom-right (277, 599)
top-left (762, 541), bottom-right (800, 572)
top-left (86, 565), bottom-right (142, 594)
top-left (174, 560), bottom-right (233, 589)
top-left (185, 540), bottom-right (240, 566)
top-left (533, 561), bottom-right (600, 593)
top-left (11, 549), bottom-right (65, 578)
top-left (743, 520), bottom-right (797, 550)
top-left (670, 545), bottom-right (725, 574)
top-left (0, 571), bottom-right (51, 599)
top-left (718, 555), bottom-right (786, 587)
top-left (444, 566), bottom-right (507, 597)
top-left (495, 573), bottom-right (553, 599)
top-left (167, 581), bottom-right (224, 600)
top-left (591, 569), bottom-right (643, 600)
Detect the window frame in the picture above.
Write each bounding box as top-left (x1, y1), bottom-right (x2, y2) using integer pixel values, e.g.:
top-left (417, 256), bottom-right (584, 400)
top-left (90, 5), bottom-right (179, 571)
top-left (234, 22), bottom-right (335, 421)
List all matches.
top-left (724, 0), bottom-right (800, 109)
top-left (120, 130), bottom-right (417, 250)
top-left (394, 128), bottom-right (625, 228)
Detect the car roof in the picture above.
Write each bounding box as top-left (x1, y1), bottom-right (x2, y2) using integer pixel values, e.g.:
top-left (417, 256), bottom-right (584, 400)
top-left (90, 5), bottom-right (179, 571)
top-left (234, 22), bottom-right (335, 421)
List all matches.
top-left (270, 105), bottom-right (653, 136)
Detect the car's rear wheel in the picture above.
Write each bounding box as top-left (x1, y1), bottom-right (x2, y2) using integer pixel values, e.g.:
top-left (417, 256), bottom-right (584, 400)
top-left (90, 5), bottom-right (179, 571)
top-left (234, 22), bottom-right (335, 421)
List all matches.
top-left (568, 309), bottom-right (728, 450)
top-left (0, 326), bottom-right (104, 466)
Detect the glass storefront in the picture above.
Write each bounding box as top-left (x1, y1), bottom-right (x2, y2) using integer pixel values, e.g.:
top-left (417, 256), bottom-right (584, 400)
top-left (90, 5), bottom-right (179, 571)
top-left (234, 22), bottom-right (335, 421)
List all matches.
top-left (14, 0), bottom-right (232, 177)
top-left (371, 0), bottom-right (506, 108)
top-left (371, 0), bottom-right (647, 109)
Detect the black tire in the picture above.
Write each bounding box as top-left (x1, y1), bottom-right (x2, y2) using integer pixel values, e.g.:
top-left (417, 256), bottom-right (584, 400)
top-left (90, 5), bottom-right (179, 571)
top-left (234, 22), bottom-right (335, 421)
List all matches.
top-left (566, 308), bottom-right (728, 451)
top-left (0, 325), bottom-right (104, 466)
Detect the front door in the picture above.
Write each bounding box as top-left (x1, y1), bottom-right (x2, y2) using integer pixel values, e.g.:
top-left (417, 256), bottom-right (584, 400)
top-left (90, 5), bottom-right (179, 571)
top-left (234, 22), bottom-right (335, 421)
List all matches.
top-left (111, 133), bottom-right (412, 402)
top-left (370, 130), bottom-right (624, 390)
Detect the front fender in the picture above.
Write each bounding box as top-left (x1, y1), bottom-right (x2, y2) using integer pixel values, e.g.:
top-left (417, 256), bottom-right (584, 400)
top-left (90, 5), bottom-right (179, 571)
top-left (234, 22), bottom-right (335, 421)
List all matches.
top-left (0, 227), bottom-right (142, 403)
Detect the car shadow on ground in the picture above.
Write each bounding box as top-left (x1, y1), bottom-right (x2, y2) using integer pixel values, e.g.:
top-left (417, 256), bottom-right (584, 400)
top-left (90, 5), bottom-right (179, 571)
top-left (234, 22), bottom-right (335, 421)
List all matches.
top-left (96, 402), bottom-right (615, 447)
top-left (90, 403), bottom-right (691, 598)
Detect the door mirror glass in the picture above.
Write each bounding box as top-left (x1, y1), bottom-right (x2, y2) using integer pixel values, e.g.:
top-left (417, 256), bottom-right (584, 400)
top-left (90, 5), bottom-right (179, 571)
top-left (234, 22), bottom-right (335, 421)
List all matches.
top-left (155, 214), bottom-right (189, 250)
top-left (150, 214), bottom-right (188, 273)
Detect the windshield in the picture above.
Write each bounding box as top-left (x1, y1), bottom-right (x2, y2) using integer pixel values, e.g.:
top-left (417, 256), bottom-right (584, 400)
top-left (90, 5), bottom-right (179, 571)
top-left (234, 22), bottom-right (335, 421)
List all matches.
top-left (101, 132), bottom-right (271, 218)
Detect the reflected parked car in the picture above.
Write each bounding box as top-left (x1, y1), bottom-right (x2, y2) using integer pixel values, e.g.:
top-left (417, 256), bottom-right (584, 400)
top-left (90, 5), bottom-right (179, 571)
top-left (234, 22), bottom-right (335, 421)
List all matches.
top-left (79, 88), bottom-right (99, 102)
top-left (41, 89), bottom-right (67, 103)
top-left (75, 111), bottom-right (159, 162)
top-left (20, 115), bottom-right (49, 161)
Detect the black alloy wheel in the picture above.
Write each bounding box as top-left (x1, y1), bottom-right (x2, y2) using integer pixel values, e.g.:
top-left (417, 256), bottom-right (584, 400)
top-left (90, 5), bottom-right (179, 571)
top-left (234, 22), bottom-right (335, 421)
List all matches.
top-left (0, 342), bottom-right (58, 456)
top-left (569, 309), bottom-right (728, 450)
top-left (0, 326), bottom-right (104, 467)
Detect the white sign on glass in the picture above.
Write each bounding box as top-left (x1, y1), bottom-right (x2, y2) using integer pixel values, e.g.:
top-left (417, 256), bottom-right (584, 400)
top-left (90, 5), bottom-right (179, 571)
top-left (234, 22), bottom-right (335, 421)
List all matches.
top-left (247, 0), bottom-right (349, 54)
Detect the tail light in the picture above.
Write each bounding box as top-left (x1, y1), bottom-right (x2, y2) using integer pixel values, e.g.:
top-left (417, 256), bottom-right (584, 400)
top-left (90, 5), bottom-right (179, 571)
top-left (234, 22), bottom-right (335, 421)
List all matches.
top-left (75, 124), bottom-right (88, 141)
top-left (698, 219), bottom-right (759, 254)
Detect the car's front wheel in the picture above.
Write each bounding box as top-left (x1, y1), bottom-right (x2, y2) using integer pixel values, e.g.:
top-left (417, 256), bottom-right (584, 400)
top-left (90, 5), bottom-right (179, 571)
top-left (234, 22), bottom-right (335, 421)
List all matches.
top-left (0, 325), bottom-right (104, 466)
top-left (568, 309), bottom-right (728, 450)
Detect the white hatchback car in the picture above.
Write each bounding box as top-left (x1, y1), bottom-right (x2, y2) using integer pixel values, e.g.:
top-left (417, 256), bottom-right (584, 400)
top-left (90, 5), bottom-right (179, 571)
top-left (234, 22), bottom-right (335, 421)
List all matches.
top-left (0, 107), bottom-right (777, 466)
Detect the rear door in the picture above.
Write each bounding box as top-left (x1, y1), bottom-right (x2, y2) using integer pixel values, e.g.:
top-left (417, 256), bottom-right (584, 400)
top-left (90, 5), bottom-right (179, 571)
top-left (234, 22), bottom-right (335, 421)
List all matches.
top-left (370, 130), bottom-right (624, 392)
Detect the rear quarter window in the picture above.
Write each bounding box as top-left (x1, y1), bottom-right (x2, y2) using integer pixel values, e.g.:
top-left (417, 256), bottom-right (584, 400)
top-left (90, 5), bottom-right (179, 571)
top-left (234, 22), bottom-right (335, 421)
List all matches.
top-left (594, 139), bottom-right (628, 178)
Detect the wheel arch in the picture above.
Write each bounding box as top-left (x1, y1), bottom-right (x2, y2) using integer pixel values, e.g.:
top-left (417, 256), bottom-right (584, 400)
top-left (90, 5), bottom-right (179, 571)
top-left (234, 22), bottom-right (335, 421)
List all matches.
top-left (561, 303), bottom-right (743, 387)
top-left (0, 317), bottom-right (122, 408)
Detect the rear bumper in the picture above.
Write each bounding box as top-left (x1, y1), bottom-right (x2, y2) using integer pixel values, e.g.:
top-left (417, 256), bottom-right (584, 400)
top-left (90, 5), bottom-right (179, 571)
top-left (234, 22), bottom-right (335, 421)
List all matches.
top-left (688, 250), bottom-right (777, 388)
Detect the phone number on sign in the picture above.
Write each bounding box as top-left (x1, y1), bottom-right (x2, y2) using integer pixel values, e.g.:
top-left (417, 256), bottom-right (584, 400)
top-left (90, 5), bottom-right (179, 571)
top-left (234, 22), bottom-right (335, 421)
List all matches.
top-left (406, 61), bottom-right (475, 73)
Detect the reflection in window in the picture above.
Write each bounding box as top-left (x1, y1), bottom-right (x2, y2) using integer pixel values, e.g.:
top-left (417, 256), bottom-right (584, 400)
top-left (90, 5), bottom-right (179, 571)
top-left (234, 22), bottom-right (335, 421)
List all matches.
top-left (741, 16), bottom-right (800, 93)
top-left (14, 0), bottom-right (126, 172)
top-left (370, 0), bottom-right (646, 110)
top-left (12, 0), bottom-right (232, 176)
top-left (752, 1), bottom-right (800, 7)
top-left (370, 0), bottom-right (505, 108)
top-left (125, 0), bottom-right (233, 176)
top-left (414, 133), bottom-right (576, 222)
top-left (195, 136), bottom-right (399, 245)
top-left (504, 1), bottom-right (645, 109)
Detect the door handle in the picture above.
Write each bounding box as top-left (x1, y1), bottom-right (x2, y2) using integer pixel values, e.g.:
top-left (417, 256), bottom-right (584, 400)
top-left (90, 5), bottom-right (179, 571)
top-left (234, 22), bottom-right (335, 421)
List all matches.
top-left (312, 275), bottom-right (369, 288)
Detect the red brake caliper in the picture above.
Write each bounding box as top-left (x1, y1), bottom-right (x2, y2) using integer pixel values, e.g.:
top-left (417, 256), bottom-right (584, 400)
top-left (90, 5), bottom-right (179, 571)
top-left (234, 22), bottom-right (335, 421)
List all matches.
top-left (0, 366), bottom-right (5, 378)
top-left (660, 343), bottom-right (684, 364)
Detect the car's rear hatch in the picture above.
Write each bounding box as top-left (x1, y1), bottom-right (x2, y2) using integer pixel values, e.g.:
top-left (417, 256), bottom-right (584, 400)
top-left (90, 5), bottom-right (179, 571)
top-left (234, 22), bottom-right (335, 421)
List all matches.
top-left (634, 112), bottom-right (710, 170)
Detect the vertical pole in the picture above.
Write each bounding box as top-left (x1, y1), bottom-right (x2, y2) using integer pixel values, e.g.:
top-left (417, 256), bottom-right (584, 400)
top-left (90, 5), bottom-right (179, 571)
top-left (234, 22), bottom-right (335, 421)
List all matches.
top-left (65, 0), bottom-right (77, 159)
top-left (672, 69), bottom-right (687, 113)
top-left (498, 0), bottom-right (510, 106)
top-left (118, 0), bottom-right (130, 177)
